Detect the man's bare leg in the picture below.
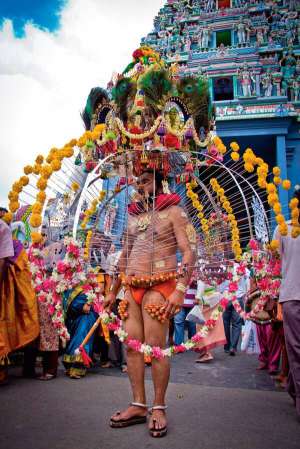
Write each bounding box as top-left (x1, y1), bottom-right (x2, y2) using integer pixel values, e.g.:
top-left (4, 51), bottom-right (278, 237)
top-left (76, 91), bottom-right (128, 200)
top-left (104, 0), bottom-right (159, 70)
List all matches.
top-left (111, 290), bottom-right (147, 423)
top-left (143, 291), bottom-right (170, 436)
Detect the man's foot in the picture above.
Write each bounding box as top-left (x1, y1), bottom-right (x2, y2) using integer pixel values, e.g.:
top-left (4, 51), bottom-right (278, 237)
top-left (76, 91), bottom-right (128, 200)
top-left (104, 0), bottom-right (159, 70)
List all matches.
top-left (149, 407), bottom-right (167, 438)
top-left (110, 403), bottom-right (148, 428)
top-left (229, 349), bottom-right (236, 356)
top-left (195, 352), bottom-right (214, 363)
top-left (256, 363), bottom-right (268, 370)
top-left (224, 346), bottom-right (230, 354)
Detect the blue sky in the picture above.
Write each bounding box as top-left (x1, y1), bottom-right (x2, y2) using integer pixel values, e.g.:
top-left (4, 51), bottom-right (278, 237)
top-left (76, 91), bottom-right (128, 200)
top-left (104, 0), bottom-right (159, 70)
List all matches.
top-left (0, 0), bottom-right (67, 37)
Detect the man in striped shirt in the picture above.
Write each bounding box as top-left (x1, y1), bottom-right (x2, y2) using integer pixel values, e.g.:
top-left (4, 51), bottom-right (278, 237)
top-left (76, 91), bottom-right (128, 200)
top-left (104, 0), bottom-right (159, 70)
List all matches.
top-left (173, 279), bottom-right (197, 345)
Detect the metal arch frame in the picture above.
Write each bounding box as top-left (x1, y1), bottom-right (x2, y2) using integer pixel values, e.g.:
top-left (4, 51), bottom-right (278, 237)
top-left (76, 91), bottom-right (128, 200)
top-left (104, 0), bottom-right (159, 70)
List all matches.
top-left (72, 154), bottom-right (115, 239)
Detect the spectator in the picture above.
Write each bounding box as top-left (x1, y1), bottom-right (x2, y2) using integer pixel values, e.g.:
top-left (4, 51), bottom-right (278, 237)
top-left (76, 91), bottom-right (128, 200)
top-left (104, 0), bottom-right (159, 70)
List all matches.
top-left (273, 185), bottom-right (300, 420)
top-left (174, 279), bottom-right (197, 345)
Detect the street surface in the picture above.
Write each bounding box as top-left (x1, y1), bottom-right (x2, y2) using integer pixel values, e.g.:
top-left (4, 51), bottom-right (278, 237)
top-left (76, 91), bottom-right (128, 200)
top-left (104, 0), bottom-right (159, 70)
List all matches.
top-left (1, 349), bottom-right (300, 449)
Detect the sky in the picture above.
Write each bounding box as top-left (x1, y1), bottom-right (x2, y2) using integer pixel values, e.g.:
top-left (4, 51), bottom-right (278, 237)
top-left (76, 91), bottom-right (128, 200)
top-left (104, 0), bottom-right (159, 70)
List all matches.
top-left (0, 0), bottom-right (165, 205)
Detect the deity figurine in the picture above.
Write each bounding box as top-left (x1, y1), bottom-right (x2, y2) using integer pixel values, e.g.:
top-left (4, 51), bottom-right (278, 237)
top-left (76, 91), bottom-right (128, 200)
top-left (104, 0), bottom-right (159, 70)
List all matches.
top-left (199, 23), bottom-right (211, 50)
top-left (238, 63), bottom-right (255, 97)
top-left (235, 20), bottom-right (247, 46)
top-left (184, 35), bottom-right (192, 53)
top-left (291, 77), bottom-right (300, 102)
top-left (261, 69), bottom-right (274, 97)
top-left (256, 28), bottom-right (265, 46)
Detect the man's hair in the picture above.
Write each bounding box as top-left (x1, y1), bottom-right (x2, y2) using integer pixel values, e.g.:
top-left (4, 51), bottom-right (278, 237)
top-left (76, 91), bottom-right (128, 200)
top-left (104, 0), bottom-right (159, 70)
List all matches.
top-left (294, 185), bottom-right (300, 206)
top-left (0, 207), bottom-right (8, 213)
top-left (142, 169), bottom-right (165, 190)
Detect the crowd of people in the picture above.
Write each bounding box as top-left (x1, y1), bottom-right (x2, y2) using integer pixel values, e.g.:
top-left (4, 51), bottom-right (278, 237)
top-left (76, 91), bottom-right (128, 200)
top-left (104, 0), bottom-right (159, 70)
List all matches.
top-left (0, 184), bottom-right (300, 425)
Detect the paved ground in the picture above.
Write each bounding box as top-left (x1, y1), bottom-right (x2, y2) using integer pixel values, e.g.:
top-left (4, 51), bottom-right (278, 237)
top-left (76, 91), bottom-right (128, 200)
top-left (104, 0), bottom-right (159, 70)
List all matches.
top-left (1, 349), bottom-right (300, 449)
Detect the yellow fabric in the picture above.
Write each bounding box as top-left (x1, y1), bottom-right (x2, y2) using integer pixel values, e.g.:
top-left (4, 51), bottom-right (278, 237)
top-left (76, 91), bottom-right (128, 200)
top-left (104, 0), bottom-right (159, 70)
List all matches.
top-left (0, 249), bottom-right (39, 358)
top-left (101, 322), bottom-right (110, 344)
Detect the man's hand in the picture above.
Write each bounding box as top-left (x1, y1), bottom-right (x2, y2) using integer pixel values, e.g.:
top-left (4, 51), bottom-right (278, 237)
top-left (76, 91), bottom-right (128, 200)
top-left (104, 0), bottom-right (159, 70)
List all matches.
top-left (161, 290), bottom-right (184, 319)
top-left (104, 292), bottom-right (117, 311)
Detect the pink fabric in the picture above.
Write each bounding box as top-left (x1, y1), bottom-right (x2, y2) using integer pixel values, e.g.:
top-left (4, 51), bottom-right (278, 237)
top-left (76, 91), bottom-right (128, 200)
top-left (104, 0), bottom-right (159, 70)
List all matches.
top-left (0, 220), bottom-right (14, 259)
top-left (256, 324), bottom-right (281, 372)
top-left (195, 305), bottom-right (226, 353)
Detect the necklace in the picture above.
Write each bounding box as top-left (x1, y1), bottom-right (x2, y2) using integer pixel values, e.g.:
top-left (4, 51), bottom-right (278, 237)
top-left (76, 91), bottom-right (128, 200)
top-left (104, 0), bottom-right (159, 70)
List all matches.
top-left (137, 214), bottom-right (151, 232)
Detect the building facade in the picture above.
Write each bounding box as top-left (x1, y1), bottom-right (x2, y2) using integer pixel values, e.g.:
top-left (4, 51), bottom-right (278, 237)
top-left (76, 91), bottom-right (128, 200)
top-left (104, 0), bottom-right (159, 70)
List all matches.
top-left (141, 0), bottom-right (300, 207)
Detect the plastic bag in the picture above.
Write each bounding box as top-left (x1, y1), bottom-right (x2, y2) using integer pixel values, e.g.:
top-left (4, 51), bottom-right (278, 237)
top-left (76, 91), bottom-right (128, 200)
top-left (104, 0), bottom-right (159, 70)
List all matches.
top-left (186, 305), bottom-right (205, 324)
top-left (241, 320), bottom-right (260, 354)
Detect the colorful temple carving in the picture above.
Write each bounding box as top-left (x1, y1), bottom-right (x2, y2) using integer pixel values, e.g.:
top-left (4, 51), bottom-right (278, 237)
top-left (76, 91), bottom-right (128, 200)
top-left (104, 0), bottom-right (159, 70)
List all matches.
top-left (141, 0), bottom-right (300, 201)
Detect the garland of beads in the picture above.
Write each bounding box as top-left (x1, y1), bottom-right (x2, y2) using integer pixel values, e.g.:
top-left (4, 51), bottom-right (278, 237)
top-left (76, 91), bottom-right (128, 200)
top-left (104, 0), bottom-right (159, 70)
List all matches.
top-left (185, 180), bottom-right (209, 236)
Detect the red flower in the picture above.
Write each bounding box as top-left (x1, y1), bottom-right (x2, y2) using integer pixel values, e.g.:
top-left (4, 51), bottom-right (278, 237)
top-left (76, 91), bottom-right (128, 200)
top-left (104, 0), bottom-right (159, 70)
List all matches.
top-left (132, 49), bottom-right (143, 59)
top-left (236, 264), bottom-right (246, 275)
top-left (164, 133), bottom-right (181, 149)
top-left (220, 298), bottom-right (229, 309)
top-left (174, 344), bottom-right (186, 353)
top-left (249, 239), bottom-right (259, 250)
top-left (57, 261), bottom-right (67, 274)
top-left (229, 281), bottom-right (238, 292)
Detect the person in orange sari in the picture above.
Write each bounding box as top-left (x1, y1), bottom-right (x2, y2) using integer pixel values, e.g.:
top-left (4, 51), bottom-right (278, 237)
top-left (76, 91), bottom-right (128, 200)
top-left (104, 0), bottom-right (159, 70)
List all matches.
top-left (0, 220), bottom-right (39, 385)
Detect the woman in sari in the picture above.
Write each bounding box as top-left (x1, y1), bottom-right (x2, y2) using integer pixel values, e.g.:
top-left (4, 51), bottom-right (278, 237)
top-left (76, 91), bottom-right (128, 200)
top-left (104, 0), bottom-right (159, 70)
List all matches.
top-left (0, 221), bottom-right (39, 384)
top-left (63, 286), bottom-right (98, 379)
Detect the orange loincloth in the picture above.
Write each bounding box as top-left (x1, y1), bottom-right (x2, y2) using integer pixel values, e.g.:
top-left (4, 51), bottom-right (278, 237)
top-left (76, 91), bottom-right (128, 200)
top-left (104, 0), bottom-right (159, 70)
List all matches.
top-left (129, 279), bottom-right (177, 305)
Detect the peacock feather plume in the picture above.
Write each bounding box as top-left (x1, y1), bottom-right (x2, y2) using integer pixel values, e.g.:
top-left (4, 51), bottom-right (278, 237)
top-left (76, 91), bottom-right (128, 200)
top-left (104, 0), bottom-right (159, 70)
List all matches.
top-left (112, 77), bottom-right (137, 122)
top-left (81, 87), bottom-right (109, 130)
top-left (138, 68), bottom-right (172, 115)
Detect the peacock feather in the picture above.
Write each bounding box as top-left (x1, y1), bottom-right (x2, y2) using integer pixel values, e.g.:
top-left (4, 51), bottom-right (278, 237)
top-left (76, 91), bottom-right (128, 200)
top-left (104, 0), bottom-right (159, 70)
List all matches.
top-left (112, 78), bottom-right (137, 122)
top-left (177, 76), bottom-right (213, 131)
top-left (138, 68), bottom-right (172, 115)
top-left (81, 87), bottom-right (109, 130)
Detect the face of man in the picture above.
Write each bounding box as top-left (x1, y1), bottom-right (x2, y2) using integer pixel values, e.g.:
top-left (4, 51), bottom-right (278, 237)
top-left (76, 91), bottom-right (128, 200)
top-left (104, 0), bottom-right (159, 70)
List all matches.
top-left (136, 172), bottom-right (155, 197)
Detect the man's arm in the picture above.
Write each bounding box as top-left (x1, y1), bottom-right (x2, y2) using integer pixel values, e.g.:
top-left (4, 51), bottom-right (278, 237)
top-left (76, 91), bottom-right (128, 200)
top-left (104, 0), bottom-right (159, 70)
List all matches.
top-left (163, 206), bottom-right (197, 318)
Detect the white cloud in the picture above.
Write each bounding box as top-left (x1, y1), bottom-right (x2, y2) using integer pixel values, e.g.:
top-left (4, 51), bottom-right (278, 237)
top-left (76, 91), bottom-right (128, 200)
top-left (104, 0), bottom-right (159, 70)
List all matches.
top-left (0, 0), bottom-right (164, 205)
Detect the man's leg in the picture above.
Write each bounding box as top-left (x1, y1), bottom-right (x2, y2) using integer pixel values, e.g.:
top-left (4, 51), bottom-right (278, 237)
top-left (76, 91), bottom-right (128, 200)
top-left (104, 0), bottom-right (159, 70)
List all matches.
top-left (256, 324), bottom-right (269, 369)
top-left (266, 324), bottom-right (281, 374)
top-left (222, 304), bottom-right (232, 352)
top-left (173, 307), bottom-right (186, 345)
top-left (230, 300), bottom-right (244, 353)
top-left (111, 289), bottom-right (147, 422)
top-left (143, 291), bottom-right (170, 435)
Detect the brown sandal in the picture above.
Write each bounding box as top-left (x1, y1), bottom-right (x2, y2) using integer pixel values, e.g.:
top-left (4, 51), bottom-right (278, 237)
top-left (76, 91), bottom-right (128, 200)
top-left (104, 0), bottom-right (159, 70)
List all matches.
top-left (149, 405), bottom-right (168, 438)
top-left (110, 402), bottom-right (148, 428)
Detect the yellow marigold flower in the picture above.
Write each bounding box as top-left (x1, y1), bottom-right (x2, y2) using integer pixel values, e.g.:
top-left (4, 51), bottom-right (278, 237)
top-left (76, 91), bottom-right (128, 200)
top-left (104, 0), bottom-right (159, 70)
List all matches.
top-left (273, 176), bottom-right (281, 186)
top-left (41, 165), bottom-right (53, 179)
top-left (291, 218), bottom-right (299, 227)
top-left (33, 163), bottom-right (42, 175)
top-left (63, 146), bottom-right (74, 158)
top-left (230, 142), bottom-right (239, 152)
top-left (24, 165), bottom-right (33, 175)
top-left (289, 198), bottom-right (299, 209)
top-left (197, 212), bottom-right (204, 219)
top-left (3, 212), bottom-right (13, 223)
top-left (20, 175), bottom-right (29, 186)
top-left (217, 188), bottom-right (225, 196)
top-left (9, 201), bottom-right (19, 213)
top-left (30, 213), bottom-right (42, 228)
top-left (291, 208), bottom-right (299, 219)
top-left (32, 202), bottom-right (43, 214)
top-left (258, 179), bottom-right (267, 189)
top-left (275, 214), bottom-right (285, 224)
top-left (273, 202), bottom-right (282, 214)
top-left (81, 222), bottom-right (86, 229)
top-left (51, 159), bottom-right (62, 171)
top-left (272, 166), bottom-right (281, 177)
top-left (270, 239), bottom-right (280, 251)
top-left (228, 214), bottom-right (235, 222)
top-left (12, 182), bottom-right (23, 193)
top-left (37, 177), bottom-right (48, 191)
top-left (279, 224), bottom-right (288, 236)
top-left (37, 191), bottom-right (46, 203)
top-left (68, 139), bottom-right (78, 147)
top-left (192, 200), bottom-right (200, 209)
top-left (291, 227), bottom-right (300, 238)
top-left (244, 163), bottom-right (254, 173)
top-left (282, 180), bottom-right (291, 190)
top-left (231, 152), bottom-right (240, 162)
top-left (8, 191), bottom-right (19, 201)
top-left (191, 193), bottom-right (198, 201)
top-left (31, 232), bottom-right (43, 244)
top-left (202, 225), bottom-right (209, 232)
top-left (71, 182), bottom-right (80, 192)
top-left (35, 155), bottom-right (44, 164)
top-left (255, 157), bottom-right (264, 166)
top-left (266, 183), bottom-right (276, 194)
top-left (191, 179), bottom-right (198, 189)
top-left (213, 136), bottom-right (222, 146)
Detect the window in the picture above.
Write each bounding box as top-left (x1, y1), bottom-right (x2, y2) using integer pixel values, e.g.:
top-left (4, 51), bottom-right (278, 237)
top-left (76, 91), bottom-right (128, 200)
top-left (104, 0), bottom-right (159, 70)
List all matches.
top-left (217, 0), bottom-right (231, 8)
top-left (213, 77), bottom-right (234, 101)
top-left (216, 30), bottom-right (232, 47)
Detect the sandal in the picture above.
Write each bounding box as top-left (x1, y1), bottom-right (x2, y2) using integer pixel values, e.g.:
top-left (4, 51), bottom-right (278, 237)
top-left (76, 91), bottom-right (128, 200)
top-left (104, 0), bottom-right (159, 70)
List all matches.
top-left (149, 405), bottom-right (168, 438)
top-left (195, 353), bottom-right (213, 363)
top-left (110, 402), bottom-right (148, 428)
top-left (36, 373), bottom-right (56, 381)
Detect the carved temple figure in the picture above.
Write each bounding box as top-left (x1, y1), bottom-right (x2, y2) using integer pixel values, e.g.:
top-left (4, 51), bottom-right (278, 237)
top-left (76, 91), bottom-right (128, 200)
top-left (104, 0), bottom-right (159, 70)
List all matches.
top-left (261, 69), bottom-right (274, 97)
top-left (235, 20), bottom-right (247, 45)
top-left (198, 23), bottom-right (211, 49)
top-left (238, 63), bottom-right (256, 97)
